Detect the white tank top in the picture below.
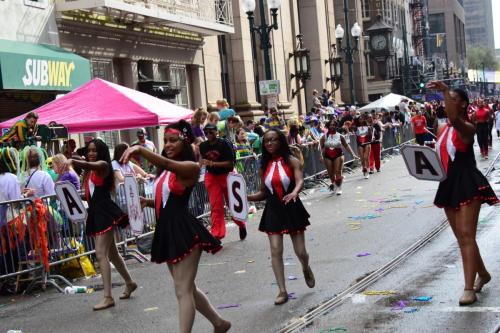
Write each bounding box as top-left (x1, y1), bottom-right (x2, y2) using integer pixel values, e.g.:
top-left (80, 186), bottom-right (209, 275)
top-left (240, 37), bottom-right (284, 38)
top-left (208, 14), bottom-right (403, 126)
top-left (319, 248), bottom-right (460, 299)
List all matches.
top-left (324, 132), bottom-right (342, 149)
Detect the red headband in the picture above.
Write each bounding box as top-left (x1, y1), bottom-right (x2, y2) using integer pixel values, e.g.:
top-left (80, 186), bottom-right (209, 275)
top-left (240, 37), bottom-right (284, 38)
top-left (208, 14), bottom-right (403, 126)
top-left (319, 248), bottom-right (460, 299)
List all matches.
top-left (165, 128), bottom-right (182, 136)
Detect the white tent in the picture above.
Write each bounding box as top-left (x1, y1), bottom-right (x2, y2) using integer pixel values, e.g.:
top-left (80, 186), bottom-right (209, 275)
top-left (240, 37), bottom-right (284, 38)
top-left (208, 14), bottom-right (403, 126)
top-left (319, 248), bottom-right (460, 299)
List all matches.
top-left (358, 93), bottom-right (418, 112)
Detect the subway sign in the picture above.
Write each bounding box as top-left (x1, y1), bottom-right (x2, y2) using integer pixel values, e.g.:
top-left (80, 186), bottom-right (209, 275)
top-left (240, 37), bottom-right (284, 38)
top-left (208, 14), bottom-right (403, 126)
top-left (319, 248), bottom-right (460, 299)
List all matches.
top-left (0, 40), bottom-right (91, 91)
top-left (22, 59), bottom-right (76, 89)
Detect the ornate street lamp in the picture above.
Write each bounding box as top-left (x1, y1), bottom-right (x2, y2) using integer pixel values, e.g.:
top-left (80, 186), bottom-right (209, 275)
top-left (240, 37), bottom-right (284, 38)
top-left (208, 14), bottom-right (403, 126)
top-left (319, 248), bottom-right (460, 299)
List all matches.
top-left (289, 34), bottom-right (311, 98)
top-left (241, 0), bottom-right (282, 80)
top-left (335, 20), bottom-right (362, 104)
top-left (325, 44), bottom-right (343, 91)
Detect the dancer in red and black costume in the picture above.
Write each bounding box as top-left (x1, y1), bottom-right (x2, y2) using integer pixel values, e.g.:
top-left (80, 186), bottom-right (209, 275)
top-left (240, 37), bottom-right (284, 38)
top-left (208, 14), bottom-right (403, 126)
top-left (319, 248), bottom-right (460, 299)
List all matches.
top-left (70, 139), bottom-right (137, 311)
top-left (472, 99), bottom-right (492, 159)
top-left (121, 121), bottom-right (231, 333)
top-left (427, 81), bottom-right (499, 306)
top-left (320, 119), bottom-right (358, 194)
top-left (352, 114), bottom-right (372, 179)
top-left (248, 129), bottom-right (315, 305)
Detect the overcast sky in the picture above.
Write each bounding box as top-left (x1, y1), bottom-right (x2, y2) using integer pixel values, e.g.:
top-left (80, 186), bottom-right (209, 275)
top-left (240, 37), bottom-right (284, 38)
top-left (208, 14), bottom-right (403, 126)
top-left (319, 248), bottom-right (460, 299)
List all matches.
top-left (494, 0), bottom-right (500, 48)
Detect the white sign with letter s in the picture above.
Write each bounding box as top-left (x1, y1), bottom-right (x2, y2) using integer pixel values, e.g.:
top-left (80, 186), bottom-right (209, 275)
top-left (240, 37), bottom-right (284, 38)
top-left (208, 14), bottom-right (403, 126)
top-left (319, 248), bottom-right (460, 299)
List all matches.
top-left (227, 172), bottom-right (249, 222)
top-left (55, 181), bottom-right (87, 223)
top-left (401, 145), bottom-right (446, 182)
top-left (123, 175), bottom-right (143, 236)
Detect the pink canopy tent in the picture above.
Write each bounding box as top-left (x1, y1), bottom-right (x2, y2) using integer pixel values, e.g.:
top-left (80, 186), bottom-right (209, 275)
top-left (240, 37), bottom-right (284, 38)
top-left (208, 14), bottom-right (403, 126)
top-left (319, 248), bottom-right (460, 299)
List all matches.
top-left (0, 78), bottom-right (193, 134)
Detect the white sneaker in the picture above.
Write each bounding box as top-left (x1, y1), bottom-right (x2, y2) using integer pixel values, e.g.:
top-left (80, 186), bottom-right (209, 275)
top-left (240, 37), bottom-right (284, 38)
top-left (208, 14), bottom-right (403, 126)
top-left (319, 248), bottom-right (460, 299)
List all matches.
top-left (364, 172), bottom-right (370, 179)
top-left (336, 185), bottom-right (342, 195)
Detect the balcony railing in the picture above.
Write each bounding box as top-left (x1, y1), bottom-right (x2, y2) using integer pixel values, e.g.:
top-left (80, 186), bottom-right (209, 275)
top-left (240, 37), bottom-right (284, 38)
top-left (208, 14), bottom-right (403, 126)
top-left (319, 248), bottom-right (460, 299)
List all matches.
top-left (55, 0), bottom-right (234, 35)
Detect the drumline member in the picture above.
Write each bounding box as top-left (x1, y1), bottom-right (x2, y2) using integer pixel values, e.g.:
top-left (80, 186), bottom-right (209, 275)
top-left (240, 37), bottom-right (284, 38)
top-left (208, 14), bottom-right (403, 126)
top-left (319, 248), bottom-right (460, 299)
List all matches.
top-left (320, 120), bottom-right (358, 195)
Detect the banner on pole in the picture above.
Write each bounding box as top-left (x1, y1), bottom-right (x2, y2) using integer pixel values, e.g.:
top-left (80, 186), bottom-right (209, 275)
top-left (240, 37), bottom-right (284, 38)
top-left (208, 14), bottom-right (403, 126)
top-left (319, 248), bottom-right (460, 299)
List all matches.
top-left (227, 172), bottom-right (248, 222)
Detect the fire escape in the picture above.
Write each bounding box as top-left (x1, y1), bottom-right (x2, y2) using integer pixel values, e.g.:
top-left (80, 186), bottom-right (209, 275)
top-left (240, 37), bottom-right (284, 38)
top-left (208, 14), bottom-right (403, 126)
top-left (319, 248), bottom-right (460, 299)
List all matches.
top-left (409, 0), bottom-right (426, 58)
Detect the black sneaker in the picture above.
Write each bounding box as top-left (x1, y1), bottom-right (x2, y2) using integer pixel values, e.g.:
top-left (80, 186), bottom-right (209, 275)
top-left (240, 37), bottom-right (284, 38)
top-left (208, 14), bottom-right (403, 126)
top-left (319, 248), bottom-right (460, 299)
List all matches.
top-left (239, 226), bottom-right (247, 241)
top-left (328, 184), bottom-right (335, 192)
top-left (369, 170), bottom-right (374, 174)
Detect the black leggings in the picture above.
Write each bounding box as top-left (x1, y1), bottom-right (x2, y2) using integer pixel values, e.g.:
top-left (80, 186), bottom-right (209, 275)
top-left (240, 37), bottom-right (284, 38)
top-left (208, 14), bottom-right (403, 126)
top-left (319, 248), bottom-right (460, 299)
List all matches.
top-left (477, 122), bottom-right (489, 156)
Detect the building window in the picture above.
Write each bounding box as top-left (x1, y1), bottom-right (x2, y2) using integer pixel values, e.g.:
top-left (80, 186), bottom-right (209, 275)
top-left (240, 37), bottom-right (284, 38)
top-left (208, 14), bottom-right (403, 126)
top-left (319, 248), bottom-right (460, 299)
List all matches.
top-left (170, 65), bottom-right (189, 108)
top-left (218, 35), bottom-right (231, 104)
top-left (364, 40), bottom-right (374, 78)
top-left (91, 59), bottom-right (114, 82)
top-left (361, 0), bottom-right (370, 19)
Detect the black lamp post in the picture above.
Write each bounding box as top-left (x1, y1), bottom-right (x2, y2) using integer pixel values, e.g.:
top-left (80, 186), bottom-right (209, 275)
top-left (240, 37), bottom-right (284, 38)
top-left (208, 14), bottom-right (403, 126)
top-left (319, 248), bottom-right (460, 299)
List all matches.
top-left (335, 20), bottom-right (362, 105)
top-left (289, 34), bottom-right (311, 98)
top-left (325, 44), bottom-right (343, 92)
top-left (241, 0), bottom-right (282, 81)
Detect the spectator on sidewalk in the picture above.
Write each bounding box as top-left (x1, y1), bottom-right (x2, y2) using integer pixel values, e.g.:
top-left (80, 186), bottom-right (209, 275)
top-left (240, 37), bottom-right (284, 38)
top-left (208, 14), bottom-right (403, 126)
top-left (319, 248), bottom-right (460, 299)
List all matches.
top-left (312, 90), bottom-right (322, 108)
top-left (199, 123), bottom-right (247, 241)
top-left (265, 107), bottom-right (285, 131)
top-left (131, 128), bottom-right (157, 173)
top-left (23, 147), bottom-right (55, 197)
top-left (321, 89), bottom-right (330, 107)
top-left (216, 99), bottom-right (236, 121)
top-left (369, 113), bottom-right (383, 173)
top-left (218, 115), bottom-right (243, 144)
top-left (411, 110), bottom-right (428, 146)
top-left (207, 111), bottom-right (220, 126)
top-left (191, 107), bottom-right (208, 143)
top-left (52, 154), bottom-right (81, 190)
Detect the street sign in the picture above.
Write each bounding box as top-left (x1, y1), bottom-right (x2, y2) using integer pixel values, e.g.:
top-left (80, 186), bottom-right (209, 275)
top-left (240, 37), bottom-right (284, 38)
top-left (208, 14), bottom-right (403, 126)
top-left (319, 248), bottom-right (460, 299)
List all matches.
top-left (401, 145), bottom-right (446, 182)
top-left (227, 172), bottom-right (248, 222)
top-left (55, 181), bottom-right (87, 223)
top-left (259, 80), bottom-right (280, 96)
top-left (266, 95), bottom-right (278, 108)
top-left (123, 175), bottom-right (143, 236)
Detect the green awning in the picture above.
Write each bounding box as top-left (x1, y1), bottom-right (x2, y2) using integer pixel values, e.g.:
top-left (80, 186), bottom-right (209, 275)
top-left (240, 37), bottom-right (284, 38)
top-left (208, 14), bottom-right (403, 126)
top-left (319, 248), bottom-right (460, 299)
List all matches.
top-left (0, 39), bottom-right (91, 91)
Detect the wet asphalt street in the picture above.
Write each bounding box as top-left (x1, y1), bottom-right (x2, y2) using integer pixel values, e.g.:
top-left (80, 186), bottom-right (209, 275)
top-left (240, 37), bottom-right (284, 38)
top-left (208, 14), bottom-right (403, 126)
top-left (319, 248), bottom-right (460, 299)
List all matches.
top-left (1, 145), bottom-right (499, 333)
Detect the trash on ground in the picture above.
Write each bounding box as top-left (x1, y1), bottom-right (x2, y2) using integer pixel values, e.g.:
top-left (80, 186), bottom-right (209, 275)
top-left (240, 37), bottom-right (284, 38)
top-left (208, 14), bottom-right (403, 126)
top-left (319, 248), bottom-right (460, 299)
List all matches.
top-left (391, 300), bottom-right (409, 311)
top-left (64, 286), bottom-right (87, 294)
top-left (217, 304), bottom-right (241, 309)
top-left (363, 290), bottom-right (397, 296)
top-left (144, 307), bottom-right (159, 312)
top-left (356, 252), bottom-right (371, 257)
top-left (348, 214), bottom-right (381, 220)
top-left (288, 275), bottom-right (298, 280)
top-left (288, 292), bottom-right (297, 300)
top-left (413, 296), bottom-right (432, 302)
top-left (404, 307), bottom-right (419, 313)
top-left (247, 260), bottom-right (255, 263)
top-left (234, 270), bottom-right (246, 274)
top-left (319, 328), bottom-right (348, 332)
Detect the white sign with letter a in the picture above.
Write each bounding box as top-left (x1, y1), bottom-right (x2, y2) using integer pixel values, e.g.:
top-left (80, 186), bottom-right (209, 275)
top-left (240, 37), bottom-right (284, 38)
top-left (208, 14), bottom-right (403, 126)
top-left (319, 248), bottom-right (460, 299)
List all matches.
top-left (123, 175), bottom-right (143, 236)
top-left (227, 172), bottom-right (249, 222)
top-left (55, 181), bottom-right (87, 223)
top-left (401, 145), bottom-right (446, 182)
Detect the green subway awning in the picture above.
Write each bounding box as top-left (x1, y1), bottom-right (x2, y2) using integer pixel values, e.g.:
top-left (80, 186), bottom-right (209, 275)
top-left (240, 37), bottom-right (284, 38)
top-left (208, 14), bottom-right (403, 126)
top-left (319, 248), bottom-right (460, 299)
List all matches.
top-left (0, 39), bottom-right (91, 91)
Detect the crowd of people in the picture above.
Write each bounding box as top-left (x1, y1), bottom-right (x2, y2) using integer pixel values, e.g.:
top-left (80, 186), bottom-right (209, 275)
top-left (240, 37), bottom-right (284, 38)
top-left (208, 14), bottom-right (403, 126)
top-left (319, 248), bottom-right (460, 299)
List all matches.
top-left (1, 87), bottom-right (500, 332)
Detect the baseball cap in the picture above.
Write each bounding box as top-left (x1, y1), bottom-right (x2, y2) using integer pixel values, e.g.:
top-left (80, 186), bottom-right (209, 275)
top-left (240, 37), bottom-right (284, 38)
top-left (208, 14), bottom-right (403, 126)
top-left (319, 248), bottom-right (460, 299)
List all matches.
top-left (203, 123), bottom-right (218, 132)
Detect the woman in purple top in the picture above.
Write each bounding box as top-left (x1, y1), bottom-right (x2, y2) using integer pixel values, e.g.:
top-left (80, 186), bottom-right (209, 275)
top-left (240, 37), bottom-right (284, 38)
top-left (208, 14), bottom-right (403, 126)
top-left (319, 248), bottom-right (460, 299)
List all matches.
top-left (191, 108), bottom-right (208, 143)
top-left (52, 154), bottom-right (80, 190)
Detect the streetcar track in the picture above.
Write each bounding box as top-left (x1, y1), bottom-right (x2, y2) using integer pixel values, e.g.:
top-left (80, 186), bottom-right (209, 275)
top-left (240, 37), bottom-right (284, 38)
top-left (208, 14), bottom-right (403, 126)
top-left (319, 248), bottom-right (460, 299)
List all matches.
top-left (277, 151), bottom-right (500, 333)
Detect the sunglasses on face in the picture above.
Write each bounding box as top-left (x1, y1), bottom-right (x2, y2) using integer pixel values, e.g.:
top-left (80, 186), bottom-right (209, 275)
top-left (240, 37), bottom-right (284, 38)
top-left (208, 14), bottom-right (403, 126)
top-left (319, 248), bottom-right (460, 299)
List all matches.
top-left (264, 138), bottom-right (280, 145)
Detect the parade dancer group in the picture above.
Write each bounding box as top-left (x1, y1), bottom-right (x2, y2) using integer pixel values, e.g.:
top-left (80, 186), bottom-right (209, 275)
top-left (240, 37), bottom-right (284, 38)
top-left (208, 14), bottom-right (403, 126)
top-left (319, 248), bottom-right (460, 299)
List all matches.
top-left (71, 84), bottom-right (499, 332)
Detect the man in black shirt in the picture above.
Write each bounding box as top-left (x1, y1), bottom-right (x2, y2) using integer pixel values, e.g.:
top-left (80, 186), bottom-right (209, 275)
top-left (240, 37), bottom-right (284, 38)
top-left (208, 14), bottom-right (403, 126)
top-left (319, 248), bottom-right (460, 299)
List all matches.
top-left (199, 124), bottom-right (247, 241)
